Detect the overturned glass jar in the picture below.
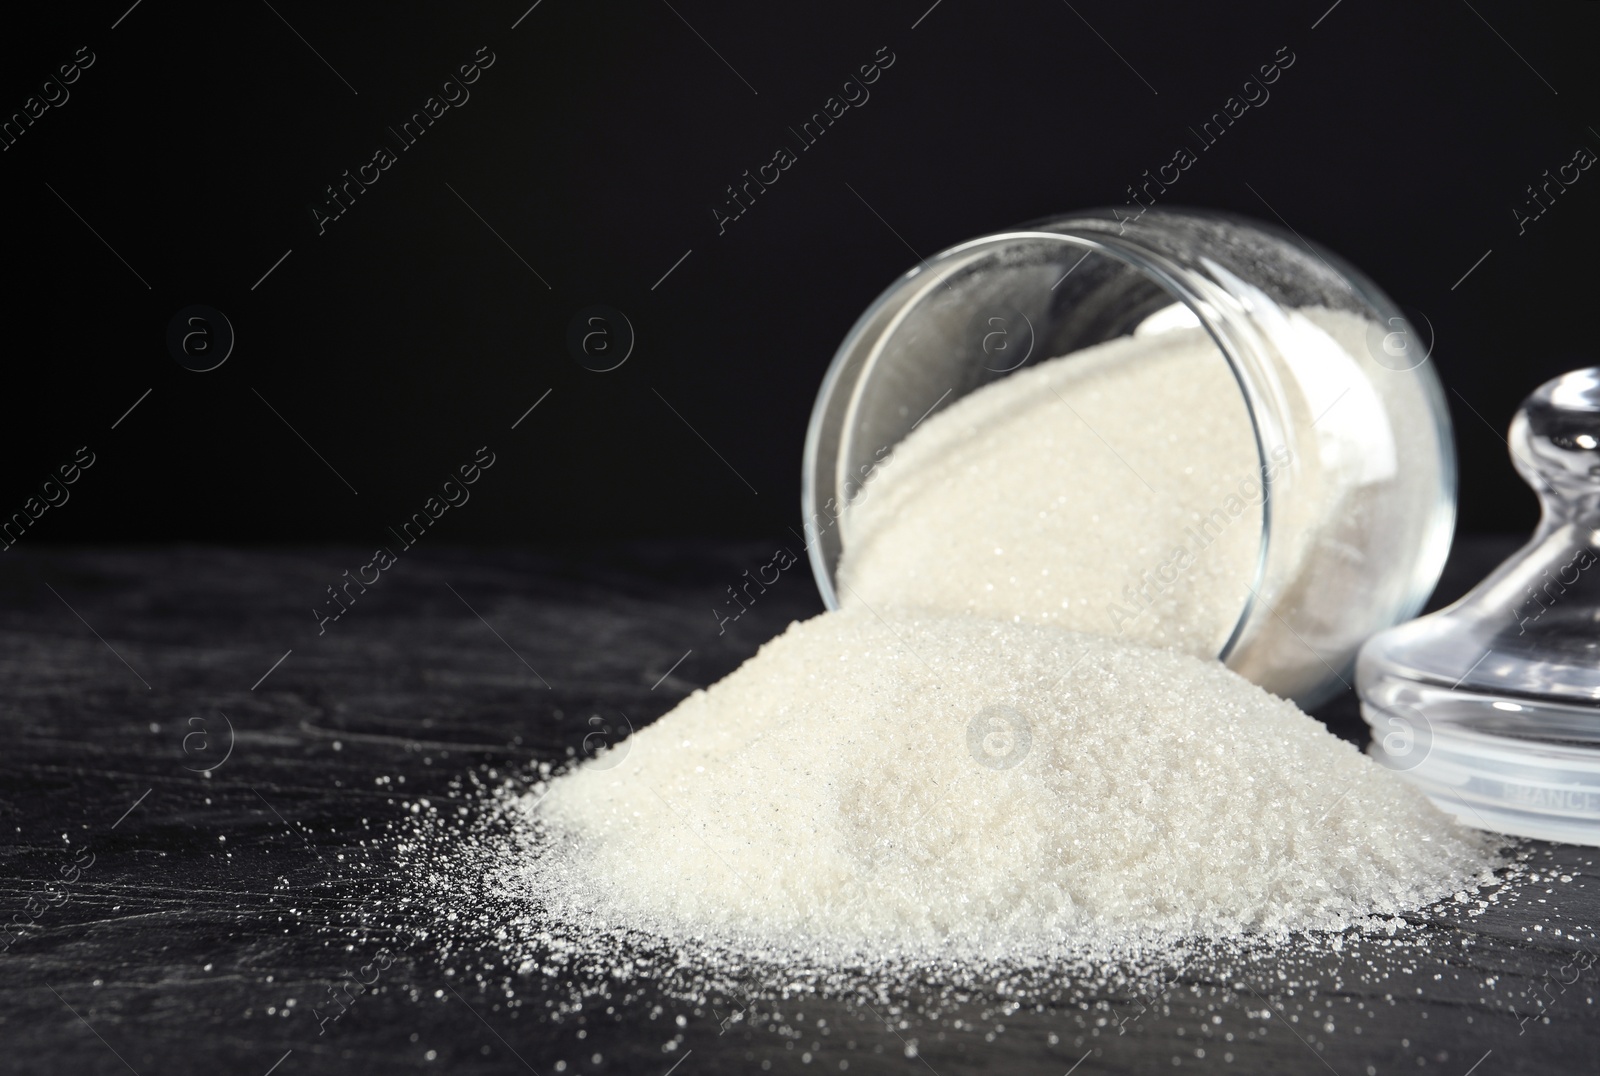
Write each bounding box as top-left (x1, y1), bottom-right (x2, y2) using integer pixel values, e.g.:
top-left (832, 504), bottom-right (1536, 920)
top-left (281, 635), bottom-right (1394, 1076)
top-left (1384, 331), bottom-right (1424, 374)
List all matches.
top-left (803, 208), bottom-right (1455, 709)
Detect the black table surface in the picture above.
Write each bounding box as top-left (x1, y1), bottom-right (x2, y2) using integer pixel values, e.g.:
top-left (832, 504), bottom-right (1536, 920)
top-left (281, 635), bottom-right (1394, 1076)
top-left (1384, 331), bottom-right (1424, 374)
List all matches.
top-left (1, 537), bottom-right (1596, 1075)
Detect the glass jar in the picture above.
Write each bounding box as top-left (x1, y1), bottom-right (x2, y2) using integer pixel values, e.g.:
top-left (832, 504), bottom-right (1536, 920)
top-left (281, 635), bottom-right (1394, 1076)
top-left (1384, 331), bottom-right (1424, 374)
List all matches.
top-left (802, 208), bottom-right (1455, 708)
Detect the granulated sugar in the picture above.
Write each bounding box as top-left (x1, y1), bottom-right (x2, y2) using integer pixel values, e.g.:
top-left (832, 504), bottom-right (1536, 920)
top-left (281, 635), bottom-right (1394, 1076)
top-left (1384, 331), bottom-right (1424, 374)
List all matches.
top-left (523, 607), bottom-right (1499, 963)
top-left (484, 306), bottom-right (1499, 969)
top-left (837, 316), bottom-right (1262, 657)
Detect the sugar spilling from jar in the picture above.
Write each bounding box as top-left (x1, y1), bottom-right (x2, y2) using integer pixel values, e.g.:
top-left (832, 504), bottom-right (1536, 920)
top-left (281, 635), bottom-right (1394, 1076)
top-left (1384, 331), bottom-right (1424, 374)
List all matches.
top-left (514, 308), bottom-right (1502, 963)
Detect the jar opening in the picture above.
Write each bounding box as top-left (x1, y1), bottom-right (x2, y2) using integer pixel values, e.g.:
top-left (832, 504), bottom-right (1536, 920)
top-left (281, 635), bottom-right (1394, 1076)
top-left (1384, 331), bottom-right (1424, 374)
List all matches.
top-left (807, 228), bottom-right (1271, 667)
top-left (805, 208), bottom-right (1456, 709)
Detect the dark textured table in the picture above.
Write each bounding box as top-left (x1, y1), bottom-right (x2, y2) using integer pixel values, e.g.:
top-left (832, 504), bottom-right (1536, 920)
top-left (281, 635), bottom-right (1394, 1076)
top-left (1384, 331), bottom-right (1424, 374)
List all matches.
top-left (1, 538), bottom-right (1595, 1075)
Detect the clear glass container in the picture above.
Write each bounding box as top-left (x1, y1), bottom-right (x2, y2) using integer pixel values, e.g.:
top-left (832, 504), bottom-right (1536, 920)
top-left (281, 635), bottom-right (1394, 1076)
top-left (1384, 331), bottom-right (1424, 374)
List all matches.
top-left (802, 208), bottom-right (1456, 708)
top-left (1358, 368), bottom-right (1600, 846)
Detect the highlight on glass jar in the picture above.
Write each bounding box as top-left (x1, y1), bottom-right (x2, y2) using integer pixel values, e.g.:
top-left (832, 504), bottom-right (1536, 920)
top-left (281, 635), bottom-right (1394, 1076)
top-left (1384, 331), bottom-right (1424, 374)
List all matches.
top-left (802, 208), bottom-right (1456, 709)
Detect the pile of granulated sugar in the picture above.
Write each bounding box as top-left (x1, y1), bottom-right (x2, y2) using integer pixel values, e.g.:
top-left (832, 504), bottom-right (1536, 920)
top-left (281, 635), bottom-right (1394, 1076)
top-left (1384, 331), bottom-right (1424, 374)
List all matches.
top-left (520, 607), bottom-right (1501, 963)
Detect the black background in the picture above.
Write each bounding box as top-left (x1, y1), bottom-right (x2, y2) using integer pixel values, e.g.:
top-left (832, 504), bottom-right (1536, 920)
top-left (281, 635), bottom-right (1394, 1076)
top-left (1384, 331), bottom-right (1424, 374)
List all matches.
top-left (4, 0), bottom-right (1598, 548)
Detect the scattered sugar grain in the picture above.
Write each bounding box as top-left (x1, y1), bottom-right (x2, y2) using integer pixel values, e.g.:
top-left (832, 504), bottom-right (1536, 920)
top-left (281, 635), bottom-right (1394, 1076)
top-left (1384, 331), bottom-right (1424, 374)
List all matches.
top-left (388, 754), bottom-right (1554, 1057)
